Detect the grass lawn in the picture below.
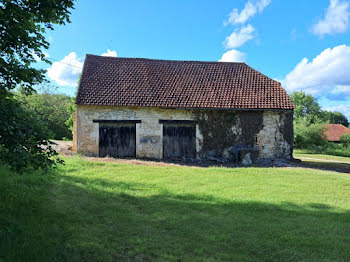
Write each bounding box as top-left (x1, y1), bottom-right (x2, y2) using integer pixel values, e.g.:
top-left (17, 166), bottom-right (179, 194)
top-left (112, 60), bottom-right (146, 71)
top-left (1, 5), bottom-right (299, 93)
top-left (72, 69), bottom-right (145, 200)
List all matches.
top-left (293, 147), bottom-right (350, 158)
top-left (294, 151), bottom-right (350, 173)
top-left (1, 156), bottom-right (350, 262)
top-left (294, 150), bottom-right (350, 163)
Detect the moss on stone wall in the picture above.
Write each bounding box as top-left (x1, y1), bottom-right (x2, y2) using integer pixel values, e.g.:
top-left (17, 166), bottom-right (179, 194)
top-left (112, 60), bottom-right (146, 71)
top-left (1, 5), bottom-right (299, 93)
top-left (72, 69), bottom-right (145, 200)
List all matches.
top-left (195, 110), bottom-right (264, 158)
top-left (282, 112), bottom-right (294, 146)
top-left (238, 111), bottom-right (264, 146)
top-left (195, 110), bottom-right (236, 156)
top-left (281, 111), bottom-right (294, 158)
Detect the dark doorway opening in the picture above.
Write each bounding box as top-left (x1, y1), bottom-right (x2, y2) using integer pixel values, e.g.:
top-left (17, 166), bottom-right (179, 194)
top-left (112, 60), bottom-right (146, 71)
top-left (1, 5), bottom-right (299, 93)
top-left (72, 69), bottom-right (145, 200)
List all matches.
top-left (163, 122), bottom-right (196, 160)
top-left (98, 122), bottom-right (136, 157)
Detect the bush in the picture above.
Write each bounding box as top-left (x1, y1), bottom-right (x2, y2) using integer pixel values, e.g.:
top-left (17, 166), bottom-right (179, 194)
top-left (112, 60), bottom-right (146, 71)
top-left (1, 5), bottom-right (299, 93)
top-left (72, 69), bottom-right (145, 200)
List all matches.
top-left (65, 97), bottom-right (76, 132)
top-left (294, 120), bottom-right (327, 149)
top-left (323, 147), bottom-right (350, 157)
top-left (16, 92), bottom-right (74, 140)
top-left (339, 133), bottom-right (350, 147)
top-left (0, 96), bottom-right (63, 172)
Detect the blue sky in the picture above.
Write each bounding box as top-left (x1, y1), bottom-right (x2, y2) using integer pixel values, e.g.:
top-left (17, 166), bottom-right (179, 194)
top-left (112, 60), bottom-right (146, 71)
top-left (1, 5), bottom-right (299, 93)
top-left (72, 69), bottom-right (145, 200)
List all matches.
top-left (40, 0), bottom-right (350, 119)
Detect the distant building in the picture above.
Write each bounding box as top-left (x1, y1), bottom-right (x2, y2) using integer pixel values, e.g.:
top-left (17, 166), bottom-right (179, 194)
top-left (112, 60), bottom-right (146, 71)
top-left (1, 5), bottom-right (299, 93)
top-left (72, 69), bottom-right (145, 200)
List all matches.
top-left (74, 55), bottom-right (295, 163)
top-left (325, 124), bottom-right (350, 142)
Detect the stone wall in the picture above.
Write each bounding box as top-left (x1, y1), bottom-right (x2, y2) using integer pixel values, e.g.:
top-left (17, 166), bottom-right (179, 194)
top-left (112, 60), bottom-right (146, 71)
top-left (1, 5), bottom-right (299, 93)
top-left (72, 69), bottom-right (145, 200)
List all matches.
top-left (75, 105), bottom-right (201, 159)
top-left (256, 111), bottom-right (293, 159)
top-left (74, 105), bottom-right (293, 160)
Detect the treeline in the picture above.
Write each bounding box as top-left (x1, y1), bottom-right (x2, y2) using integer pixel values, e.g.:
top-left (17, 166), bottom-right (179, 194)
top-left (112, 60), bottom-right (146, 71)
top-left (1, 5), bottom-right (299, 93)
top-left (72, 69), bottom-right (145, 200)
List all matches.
top-left (291, 91), bottom-right (350, 156)
top-left (15, 90), bottom-right (75, 140)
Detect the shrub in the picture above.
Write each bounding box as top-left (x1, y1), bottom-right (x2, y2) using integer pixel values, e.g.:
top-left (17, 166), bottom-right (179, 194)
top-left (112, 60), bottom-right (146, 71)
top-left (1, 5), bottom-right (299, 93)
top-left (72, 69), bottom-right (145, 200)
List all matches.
top-left (294, 121), bottom-right (327, 149)
top-left (0, 96), bottom-right (63, 172)
top-left (339, 133), bottom-right (350, 147)
top-left (16, 92), bottom-right (74, 140)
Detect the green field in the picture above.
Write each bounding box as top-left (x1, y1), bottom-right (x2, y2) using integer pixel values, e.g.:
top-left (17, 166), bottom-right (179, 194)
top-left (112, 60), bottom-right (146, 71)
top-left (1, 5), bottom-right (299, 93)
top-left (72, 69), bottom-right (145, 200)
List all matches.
top-left (294, 150), bottom-right (350, 163)
top-left (294, 150), bottom-right (350, 173)
top-left (1, 156), bottom-right (350, 261)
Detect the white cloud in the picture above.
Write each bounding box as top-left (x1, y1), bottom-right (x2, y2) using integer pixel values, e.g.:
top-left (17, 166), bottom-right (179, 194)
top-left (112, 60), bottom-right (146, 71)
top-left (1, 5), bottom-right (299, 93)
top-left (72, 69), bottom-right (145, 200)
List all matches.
top-left (47, 52), bottom-right (84, 87)
top-left (324, 104), bottom-right (350, 119)
top-left (224, 24), bottom-right (255, 48)
top-left (312, 0), bottom-right (350, 36)
top-left (47, 49), bottom-right (118, 86)
top-left (282, 45), bottom-right (350, 96)
top-left (101, 49), bottom-right (117, 57)
top-left (225, 0), bottom-right (271, 25)
top-left (219, 49), bottom-right (246, 62)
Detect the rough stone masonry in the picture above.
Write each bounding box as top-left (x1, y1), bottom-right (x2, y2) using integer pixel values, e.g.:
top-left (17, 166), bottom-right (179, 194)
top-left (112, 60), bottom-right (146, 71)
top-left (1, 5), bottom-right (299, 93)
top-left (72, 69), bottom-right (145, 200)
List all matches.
top-left (74, 105), bottom-right (293, 161)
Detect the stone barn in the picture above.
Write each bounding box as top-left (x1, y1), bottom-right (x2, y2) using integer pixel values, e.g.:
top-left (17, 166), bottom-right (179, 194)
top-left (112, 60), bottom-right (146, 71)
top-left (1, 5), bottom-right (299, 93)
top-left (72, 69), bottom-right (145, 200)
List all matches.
top-left (74, 55), bottom-right (294, 163)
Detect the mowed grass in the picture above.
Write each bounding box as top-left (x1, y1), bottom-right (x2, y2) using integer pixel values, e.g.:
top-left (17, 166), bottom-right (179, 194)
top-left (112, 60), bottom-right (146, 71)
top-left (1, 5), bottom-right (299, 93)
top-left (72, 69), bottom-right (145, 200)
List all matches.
top-left (294, 151), bottom-right (350, 163)
top-left (294, 151), bottom-right (350, 173)
top-left (1, 156), bottom-right (350, 262)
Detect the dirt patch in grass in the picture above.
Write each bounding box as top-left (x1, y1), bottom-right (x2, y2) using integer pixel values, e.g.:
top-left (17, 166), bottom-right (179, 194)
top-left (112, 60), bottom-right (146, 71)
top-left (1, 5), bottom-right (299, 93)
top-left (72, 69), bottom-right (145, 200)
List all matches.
top-left (83, 156), bottom-right (200, 168)
top-left (51, 140), bottom-right (74, 156)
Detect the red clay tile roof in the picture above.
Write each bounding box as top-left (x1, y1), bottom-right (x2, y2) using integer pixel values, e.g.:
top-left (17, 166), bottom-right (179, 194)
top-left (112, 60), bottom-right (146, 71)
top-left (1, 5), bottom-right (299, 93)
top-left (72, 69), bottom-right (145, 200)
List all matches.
top-left (325, 124), bottom-right (350, 142)
top-left (76, 55), bottom-right (295, 110)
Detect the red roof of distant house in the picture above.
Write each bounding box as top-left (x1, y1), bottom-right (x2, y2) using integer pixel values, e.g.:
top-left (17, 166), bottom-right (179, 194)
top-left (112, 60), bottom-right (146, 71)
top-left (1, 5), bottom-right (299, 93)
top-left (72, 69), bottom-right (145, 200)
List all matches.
top-left (325, 124), bottom-right (350, 142)
top-left (76, 55), bottom-right (295, 110)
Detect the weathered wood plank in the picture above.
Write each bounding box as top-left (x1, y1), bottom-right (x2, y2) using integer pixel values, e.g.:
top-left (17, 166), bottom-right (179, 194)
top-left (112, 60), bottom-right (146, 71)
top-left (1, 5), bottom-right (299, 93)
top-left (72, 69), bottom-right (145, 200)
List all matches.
top-left (99, 123), bottom-right (136, 157)
top-left (163, 123), bottom-right (196, 159)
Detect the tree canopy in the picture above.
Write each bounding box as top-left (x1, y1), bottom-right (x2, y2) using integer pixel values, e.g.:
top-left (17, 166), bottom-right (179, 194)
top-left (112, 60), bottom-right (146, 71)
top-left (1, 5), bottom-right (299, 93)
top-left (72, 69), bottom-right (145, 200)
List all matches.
top-left (321, 111), bottom-right (349, 127)
top-left (0, 0), bottom-right (75, 171)
top-left (290, 91), bottom-right (349, 127)
top-left (290, 91), bottom-right (322, 123)
top-left (16, 91), bottom-right (74, 140)
top-left (0, 0), bottom-right (74, 95)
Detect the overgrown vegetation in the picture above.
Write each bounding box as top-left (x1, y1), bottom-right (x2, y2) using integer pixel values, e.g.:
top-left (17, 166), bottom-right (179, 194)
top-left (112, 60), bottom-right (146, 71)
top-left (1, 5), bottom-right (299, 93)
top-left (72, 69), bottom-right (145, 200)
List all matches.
top-left (65, 97), bottom-right (77, 132)
top-left (291, 91), bottom-right (350, 157)
top-left (0, 97), bottom-right (63, 172)
top-left (0, 0), bottom-right (75, 171)
top-left (15, 91), bottom-right (74, 140)
top-left (195, 110), bottom-right (237, 156)
top-left (340, 133), bottom-right (350, 147)
top-left (1, 157), bottom-right (349, 261)
top-left (291, 91), bottom-right (349, 126)
top-left (293, 118), bottom-right (327, 148)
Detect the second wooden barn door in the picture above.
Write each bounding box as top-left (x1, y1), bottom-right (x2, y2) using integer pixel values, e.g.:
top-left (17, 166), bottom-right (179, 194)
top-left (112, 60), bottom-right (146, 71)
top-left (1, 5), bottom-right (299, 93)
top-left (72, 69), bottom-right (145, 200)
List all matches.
top-left (162, 121), bottom-right (196, 160)
top-left (98, 122), bottom-right (136, 157)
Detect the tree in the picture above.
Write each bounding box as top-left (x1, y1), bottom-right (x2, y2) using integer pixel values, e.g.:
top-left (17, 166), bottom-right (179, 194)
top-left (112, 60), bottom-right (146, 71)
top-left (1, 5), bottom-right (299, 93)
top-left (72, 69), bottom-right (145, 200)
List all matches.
top-left (0, 0), bottom-right (75, 171)
top-left (321, 111), bottom-right (349, 127)
top-left (290, 91), bottom-right (350, 149)
top-left (0, 0), bottom-right (75, 94)
top-left (291, 92), bottom-right (349, 127)
top-left (65, 97), bottom-right (76, 132)
top-left (16, 91), bottom-right (74, 140)
top-left (290, 91), bottom-right (322, 123)
top-left (0, 97), bottom-right (63, 172)
top-left (340, 133), bottom-right (350, 147)
top-left (294, 119), bottom-right (327, 149)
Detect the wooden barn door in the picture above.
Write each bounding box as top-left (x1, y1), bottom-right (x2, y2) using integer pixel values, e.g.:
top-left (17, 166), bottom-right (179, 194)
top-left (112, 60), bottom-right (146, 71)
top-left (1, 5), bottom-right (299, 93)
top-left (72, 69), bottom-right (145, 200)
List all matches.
top-left (99, 122), bottom-right (136, 157)
top-left (162, 122), bottom-right (196, 160)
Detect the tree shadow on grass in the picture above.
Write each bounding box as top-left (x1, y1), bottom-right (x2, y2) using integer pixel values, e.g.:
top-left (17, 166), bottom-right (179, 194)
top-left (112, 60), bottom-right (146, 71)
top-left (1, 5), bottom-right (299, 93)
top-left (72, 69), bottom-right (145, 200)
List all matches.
top-left (299, 160), bottom-right (350, 174)
top-left (81, 155), bottom-right (350, 174)
top-left (2, 173), bottom-right (350, 262)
